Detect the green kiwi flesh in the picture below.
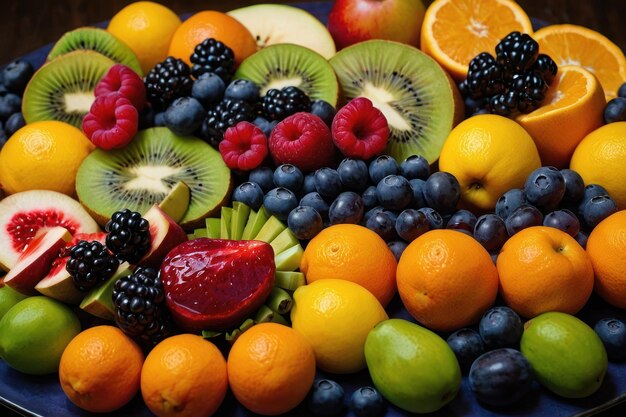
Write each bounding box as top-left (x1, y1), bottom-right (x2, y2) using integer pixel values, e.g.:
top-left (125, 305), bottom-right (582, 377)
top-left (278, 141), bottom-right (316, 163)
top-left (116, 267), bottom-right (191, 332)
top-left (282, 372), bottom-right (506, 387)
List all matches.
top-left (22, 50), bottom-right (115, 128)
top-left (47, 27), bottom-right (143, 75)
top-left (329, 40), bottom-right (459, 164)
top-left (76, 127), bottom-right (232, 230)
top-left (234, 43), bottom-right (339, 106)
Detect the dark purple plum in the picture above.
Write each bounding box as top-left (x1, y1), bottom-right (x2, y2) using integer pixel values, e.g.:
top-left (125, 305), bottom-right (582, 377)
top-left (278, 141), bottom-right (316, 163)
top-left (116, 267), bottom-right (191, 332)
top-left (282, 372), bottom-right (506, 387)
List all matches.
top-left (474, 214), bottom-right (508, 252)
top-left (447, 328), bottom-right (485, 372)
top-left (395, 209), bottom-right (429, 242)
top-left (329, 191), bottom-right (365, 225)
top-left (479, 306), bottom-right (523, 350)
top-left (543, 209), bottom-right (580, 237)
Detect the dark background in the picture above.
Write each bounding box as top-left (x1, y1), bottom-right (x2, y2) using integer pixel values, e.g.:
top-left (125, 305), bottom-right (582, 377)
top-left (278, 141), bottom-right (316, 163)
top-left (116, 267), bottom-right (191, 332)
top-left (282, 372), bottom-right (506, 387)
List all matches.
top-left (2, 0), bottom-right (626, 65)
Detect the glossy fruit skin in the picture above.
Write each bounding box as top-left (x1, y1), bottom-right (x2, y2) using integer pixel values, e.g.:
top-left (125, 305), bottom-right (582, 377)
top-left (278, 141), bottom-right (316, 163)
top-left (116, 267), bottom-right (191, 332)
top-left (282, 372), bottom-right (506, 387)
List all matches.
top-left (224, 79), bottom-right (259, 104)
top-left (495, 188), bottom-right (527, 220)
top-left (543, 209), bottom-right (580, 237)
top-left (479, 306), bottom-right (523, 350)
top-left (560, 169), bottom-right (585, 204)
top-left (362, 185), bottom-right (379, 210)
top-left (366, 211), bottom-right (397, 242)
top-left (474, 214), bottom-right (508, 252)
top-left (248, 166), bottom-right (274, 193)
top-left (604, 97), bottom-right (626, 123)
top-left (446, 328), bottom-right (485, 372)
top-left (395, 209), bottom-right (429, 242)
top-left (338, 158), bottom-right (369, 192)
top-left (446, 209), bottom-right (477, 234)
top-left (300, 192), bottom-right (330, 220)
top-left (594, 318), bottom-right (626, 360)
top-left (505, 205), bottom-right (543, 236)
top-left (417, 207), bottom-right (444, 229)
top-left (469, 348), bottom-right (534, 407)
top-left (350, 387), bottom-right (386, 417)
top-left (315, 168), bottom-right (343, 200)
top-left (0, 94), bottom-right (21, 121)
top-left (409, 179), bottom-right (427, 208)
top-left (329, 191), bottom-right (364, 225)
top-left (191, 73), bottom-right (225, 107)
top-left (581, 195), bottom-right (618, 229)
top-left (4, 112), bottom-right (25, 136)
top-left (263, 187), bottom-right (299, 221)
top-left (309, 379), bottom-right (345, 417)
top-left (369, 155), bottom-right (399, 184)
top-left (232, 182), bottom-right (264, 211)
top-left (164, 96), bottom-right (205, 135)
top-left (273, 164), bottom-right (304, 193)
top-left (387, 240), bottom-right (408, 262)
top-left (401, 155), bottom-right (430, 180)
top-left (302, 172), bottom-right (317, 195)
top-left (524, 166), bottom-right (565, 210)
top-left (423, 172), bottom-right (461, 214)
top-left (288, 206), bottom-right (323, 240)
top-left (311, 100), bottom-right (337, 127)
top-left (376, 175), bottom-right (413, 211)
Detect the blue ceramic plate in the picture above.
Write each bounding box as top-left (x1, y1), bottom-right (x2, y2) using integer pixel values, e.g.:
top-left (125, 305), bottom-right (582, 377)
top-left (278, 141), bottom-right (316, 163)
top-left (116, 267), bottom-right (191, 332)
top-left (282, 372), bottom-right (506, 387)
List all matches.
top-left (1, 2), bottom-right (625, 416)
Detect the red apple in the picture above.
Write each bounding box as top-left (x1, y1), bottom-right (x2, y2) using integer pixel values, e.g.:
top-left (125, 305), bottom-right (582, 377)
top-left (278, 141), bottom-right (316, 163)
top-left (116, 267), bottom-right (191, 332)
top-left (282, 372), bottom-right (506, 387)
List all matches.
top-left (138, 205), bottom-right (188, 268)
top-left (328, 0), bottom-right (426, 50)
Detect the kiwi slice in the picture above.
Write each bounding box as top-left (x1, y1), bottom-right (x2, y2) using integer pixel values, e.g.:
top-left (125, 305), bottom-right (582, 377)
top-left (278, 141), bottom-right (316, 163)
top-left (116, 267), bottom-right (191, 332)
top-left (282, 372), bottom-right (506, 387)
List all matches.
top-left (22, 50), bottom-right (115, 128)
top-left (234, 43), bottom-right (339, 106)
top-left (329, 40), bottom-right (462, 164)
top-left (76, 127), bottom-right (232, 230)
top-left (47, 27), bottom-right (143, 75)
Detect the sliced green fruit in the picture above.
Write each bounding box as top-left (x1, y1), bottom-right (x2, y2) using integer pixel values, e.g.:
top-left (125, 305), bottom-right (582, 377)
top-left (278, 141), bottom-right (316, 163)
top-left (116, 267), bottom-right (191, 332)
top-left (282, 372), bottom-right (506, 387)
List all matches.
top-left (193, 228), bottom-right (208, 239)
top-left (267, 287), bottom-right (293, 314)
top-left (242, 207), bottom-right (268, 240)
top-left (158, 180), bottom-right (190, 223)
top-left (205, 218), bottom-right (221, 239)
top-left (271, 312), bottom-right (289, 325)
top-left (79, 262), bottom-right (133, 320)
top-left (254, 305), bottom-right (275, 323)
top-left (275, 271), bottom-right (306, 291)
top-left (230, 202), bottom-right (251, 241)
top-left (239, 318), bottom-right (256, 332)
top-left (270, 227), bottom-right (299, 255)
top-left (220, 207), bottom-right (233, 239)
top-left (202, 329), bottom-right (223, 339)
top-left (275, 244), bottom-right (304, 271)
top-left (255, 216), bottom-right (286, 243)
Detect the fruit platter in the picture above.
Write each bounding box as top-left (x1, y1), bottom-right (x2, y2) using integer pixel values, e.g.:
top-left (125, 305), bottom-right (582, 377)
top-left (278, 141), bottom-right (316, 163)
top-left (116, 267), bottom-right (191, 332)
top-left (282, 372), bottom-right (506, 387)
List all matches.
top-left (2, 0), bottom-right (626, 416)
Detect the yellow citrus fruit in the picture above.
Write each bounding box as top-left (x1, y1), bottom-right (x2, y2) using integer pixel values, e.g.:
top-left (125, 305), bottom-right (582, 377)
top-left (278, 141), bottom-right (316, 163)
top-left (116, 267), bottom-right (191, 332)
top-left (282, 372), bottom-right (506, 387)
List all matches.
top-left (587, 210), bottom-right (626, 309)
top-left (59, 325), bottom-right (144, 413)
top-left (300, 224), bottom-right (397, 307)
top-left (141, 334), bottom-right (227, 417)
top-left (0, 121), bottom-right (94, 196)
top-left (420, 0), bottom-right (533, 81)
top-left (108, 1), bottom-right (182, 74)
top-left (291, 279), bottom-right (388, 374)
top-left (227, 323), bottom-right (316, 415)
top-left (534, 24), bottom-right (626, 100)
top-left (439, 114), bottom-right (541, 211)
top-left (516, 65), bottom-right (606, 168)
top-left (397, 229), bottom-right (499, 332)
top-left (570, 122), bottom-right (626, 209)
top-left (497, 226), bottom-right (594, 318)
top-left (168, 11), bottom-right (257, 66)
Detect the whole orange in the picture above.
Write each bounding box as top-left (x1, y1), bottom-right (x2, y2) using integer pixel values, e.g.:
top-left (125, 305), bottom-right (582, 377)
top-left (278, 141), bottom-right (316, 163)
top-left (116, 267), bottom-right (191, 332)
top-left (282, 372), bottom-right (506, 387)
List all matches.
top-left (168, 11), bottom-right (257, 66)
top-left (497, 226), bottom-right (594, 318)
top-left (396, 229), bottom-right (499, 332)
top-left (587, 210), bottom-right (626, 309)
top-left (59, 325), bottom-right (144, 413)
top-left (227, 323), bottom-right (316, 415)
top-left (141, 334), bottom-right (227, 417)
top-left (300, 224), bottom-right (397, 307)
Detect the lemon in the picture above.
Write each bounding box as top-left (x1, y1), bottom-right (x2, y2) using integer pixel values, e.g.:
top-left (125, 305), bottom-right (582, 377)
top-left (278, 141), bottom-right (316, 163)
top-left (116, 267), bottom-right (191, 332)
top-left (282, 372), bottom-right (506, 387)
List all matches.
top-left (108, 1), bottom-right (182, 74)
top-left (0, 121), bottom-right (94, 196)
top-left (291, 279), bottom-right (388, 374)
top-left (439, 114), bottom-right (541, 210)
top-left (570, 122), bottom-right (626, 209)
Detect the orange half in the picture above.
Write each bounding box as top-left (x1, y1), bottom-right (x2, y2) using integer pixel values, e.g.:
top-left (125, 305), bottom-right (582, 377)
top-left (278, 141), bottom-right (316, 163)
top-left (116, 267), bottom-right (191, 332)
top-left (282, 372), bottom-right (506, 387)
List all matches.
top-left (421, 0), bottom-right (533, 81)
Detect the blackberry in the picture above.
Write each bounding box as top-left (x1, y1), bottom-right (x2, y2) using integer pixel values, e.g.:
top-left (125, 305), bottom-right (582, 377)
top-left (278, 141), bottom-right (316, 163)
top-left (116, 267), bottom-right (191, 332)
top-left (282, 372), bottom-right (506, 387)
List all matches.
top-left (201, 99), bottom-right (254, 146)
top-left (488, 90), bottom-right (518, 116)
top-left (190, 38), bottom-right (236, 82)
top-left (511, 72), bottom-right (548, 113)
top-left (112, 267), bottom-right (172, 346)
top-left (66, 240), bottom-right (119, 291)
top-left (105, 209), bottom-right (151, 264)
top-left (496, 32), bottom-right (539, 75)
top-left (466, 53), bottom-right (505, 99)
top-left (262, 86), bottom-right (311, 121)
top-left (144, 57), bottom-right (193, 110)
top-left (532, 54), bottom-right (558, 84)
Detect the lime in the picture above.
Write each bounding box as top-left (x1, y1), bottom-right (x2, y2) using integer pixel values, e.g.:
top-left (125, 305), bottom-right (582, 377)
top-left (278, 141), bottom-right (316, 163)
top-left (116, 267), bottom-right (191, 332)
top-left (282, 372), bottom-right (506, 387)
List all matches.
top-left (0, 286), bottom-right (28, 320)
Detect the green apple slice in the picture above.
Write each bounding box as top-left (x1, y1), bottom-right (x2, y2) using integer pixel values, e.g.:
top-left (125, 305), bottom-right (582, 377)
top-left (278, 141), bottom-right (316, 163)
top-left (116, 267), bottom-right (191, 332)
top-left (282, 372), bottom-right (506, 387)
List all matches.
top-left (270, 227), bottom-right (299, 255)
top-left (274, 244), bottom-right (304, 271)
top-left (79, 262), bottom-right (133, 320)
top-left (242, 207), bottom-right (269, 240)
top-left (205, 218), bottom-right (220, 239)
top-left (231, 202), bottom-right (251, 241)
top-left (220, 207), bottom-right (233, 239)
top-left (255, 216), bottom-right (286, 243)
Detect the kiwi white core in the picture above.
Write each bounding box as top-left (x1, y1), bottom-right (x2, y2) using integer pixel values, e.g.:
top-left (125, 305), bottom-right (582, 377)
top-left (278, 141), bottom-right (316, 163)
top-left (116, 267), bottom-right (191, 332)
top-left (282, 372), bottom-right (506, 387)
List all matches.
top-left (361, 83), bottom-right (412, 131)
top-left (64, 92), bottom-right (95, 114)
top-left (124, 166), bottom-right (183, 194)
top-left (263, 77), bottom-right (304, 95)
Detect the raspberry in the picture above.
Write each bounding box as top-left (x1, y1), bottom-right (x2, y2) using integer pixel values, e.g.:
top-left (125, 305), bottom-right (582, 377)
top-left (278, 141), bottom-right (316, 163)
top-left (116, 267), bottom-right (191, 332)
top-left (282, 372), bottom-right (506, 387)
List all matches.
top-left (331, 97), bottom-right (389, 160)
top-left (269, 112), bottom-right (335, 172)
top-left (82, 93), bottom-right (138, 150)
top-left (95, 64), bottom-right (147, 110)
top-left (219, 121), bottom-right (268, 171)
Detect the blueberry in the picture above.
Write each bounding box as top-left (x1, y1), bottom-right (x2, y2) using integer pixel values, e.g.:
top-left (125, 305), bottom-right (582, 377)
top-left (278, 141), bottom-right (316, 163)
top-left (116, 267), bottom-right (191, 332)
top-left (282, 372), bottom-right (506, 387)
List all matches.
top-left (560, 169), bottom-right (585, 204)
top-left (224, 79), bottom-right (259, 103)
top-left (369, 155), bottom-right (399, 184)
top-left (263, 187), bottom-right (299, 221)
top-left (2, 60), bottom-right (33, 95)
top-left (577, 183), bottom-right (610, 217)
top-left (479, 306), bottom-right (523, 350)
top-left (315, 168), bottom-right (343, 200)
top-left (191, 72), bottom-right (225, 106)
top-left (387, 240), bottom-right (408, 262)
top-left (311, 99), bottom-right (336, 126)
top-left (575, 231), bottom-right (588, 249)
top-left (338, 158), bottom-right (369, 191)
top-left (408, 179), bottom-right (427, 208)
top-left (366, 211), bottom-right (397, 242)
top-left (543, 209), bottom-right (580, 237)
top-left (248, 166), bottom-right (275, 193)
top-left (302, 172), bottom-right (317, 195)
top-left (252, 116), bottom-right (277, 138)
top-left (363, 206), bottom-right (384, 224)
top-left (619, 82), bottom-right (626, 99)
top-left (446, 209), bottom-right (477, 235)
top-left (469, 348), bottom-right (534, 407)
top-left (505, 205), bottom-right (543, 235)
top-left (490, 252), bottom-right (499, 264)
top-left (0, 94), bottom-right (21, 121)
top-left (495, 188), bottom-right (527, 220)
top-left (423, 172), bottom-right (461, 214)
top-left (153, 111), bottom-right (166, 127)
top-left (376, 175), bottom-right (412, 211)
top-left (309, 379), bottom-right (345, 417)
top-left (4, 112), bottom-right (24, 136)
top-left (395, 209), bottom-right (429, 242)
top-left (232, 182), bottom-right (264, 211)
top-left (288, 206), bottom-right (323, 240)
top-left (362, 185), bottom-right (379, 210)
top-left (350, 387), bottom-right (386, 417)
top-left (400, 155), bottom-right (430, 180)
top-left (474, 214), bottom-right (508, 252)
top-left (329, 191), bottom-right (364, 225)
top-left (273, 164), bottom-right (304, 193)
top-left (604, 97), bottom-right (626, 124)
top-left (447, 328), bottom-right (485, 372)
top-left (300, 192), bottom-right (330, 219)
top-left (581, 195), bottom-right (618, 229)
top-left (417, 207), bottom-right (444, 229)
top-left (594, 318), bottom-right (626, 360)
top-left (524, 166), bottom-right (565, 210)
top-left (164, 97), bottom-right (205, 135)
top-left (0, 129), bottom-right (7, 149)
